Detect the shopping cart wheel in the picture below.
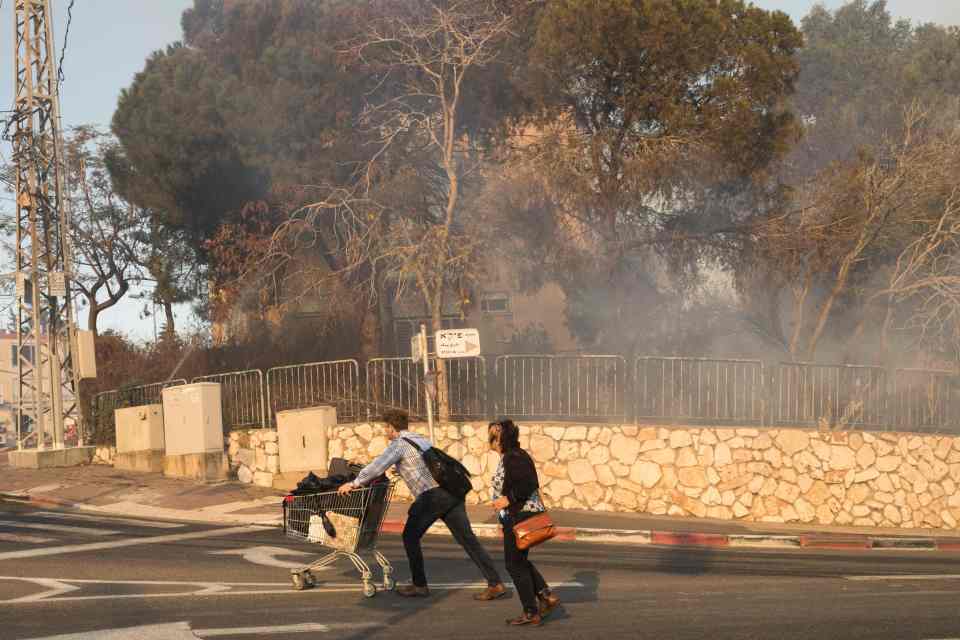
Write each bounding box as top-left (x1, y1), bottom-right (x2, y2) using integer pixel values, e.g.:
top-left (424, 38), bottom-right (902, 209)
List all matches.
top-left (383, 576), bottom-right (396, 591)
top-left (303, 570), bottom-right (316, 587)
top-left (362, 581), bottom-right (377, 598)
top-left (291, 571), bottom-right (307, 591)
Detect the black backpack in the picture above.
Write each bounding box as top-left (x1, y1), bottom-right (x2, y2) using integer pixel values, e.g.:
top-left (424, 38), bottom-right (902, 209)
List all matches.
top-left (401, 436), bottom-right (473, 500)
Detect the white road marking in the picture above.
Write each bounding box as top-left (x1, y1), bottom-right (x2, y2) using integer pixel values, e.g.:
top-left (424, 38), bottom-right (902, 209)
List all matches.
top-left (845, 574), bottom-right (960, 581)
top-left (21, 622), bottom-right (198, 640)
top-left (199, 497), bottom-right (283, 514)
top-left (3, 577), bottom-right (80, 602)
top-left (0, 532), bottom-right (54, 544)
top-left (195, 622), bottom-right (385, 636)
top-left (210, 546), bottom-right (316, 569)
top-left (0, 525), bottom-right (258, 561)
top-left (24, 621), bottom-right (386, 639)
top-left (0, 520), bottom-right (120, 537)
top-left (0, 576), bottom-right (586, 604)
top-left (30, 511), bottom-right (184, 529)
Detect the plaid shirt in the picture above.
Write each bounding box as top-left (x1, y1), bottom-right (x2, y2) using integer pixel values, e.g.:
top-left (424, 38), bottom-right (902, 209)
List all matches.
top-left (352, 432), bottom-right (439, 498)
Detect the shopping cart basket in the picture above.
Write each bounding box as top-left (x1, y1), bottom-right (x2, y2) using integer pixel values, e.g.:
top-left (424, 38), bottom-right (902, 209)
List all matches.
top-left (283, 479), bottom-right (396, 597)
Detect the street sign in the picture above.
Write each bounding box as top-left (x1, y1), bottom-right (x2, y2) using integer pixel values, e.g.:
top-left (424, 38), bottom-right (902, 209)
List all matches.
top-left (435, 328), bottom-right (481, 359)
top-left (48, 272), bottom-right (66, 297)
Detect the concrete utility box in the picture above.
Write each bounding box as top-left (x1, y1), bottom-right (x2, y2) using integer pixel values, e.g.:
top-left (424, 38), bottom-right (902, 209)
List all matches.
top-left (277, 405), bottom-right (335, 474)
top-left (76, 329), bottom-right (97, 379)
top-left (161, 383), bottom-right (226, 482)
top-left (114, 404), bottom-right (164, 473)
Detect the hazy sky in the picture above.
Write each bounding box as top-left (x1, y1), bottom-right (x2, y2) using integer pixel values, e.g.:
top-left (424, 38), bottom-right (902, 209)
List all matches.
top-left (0, 0), bottom-right (957, 341)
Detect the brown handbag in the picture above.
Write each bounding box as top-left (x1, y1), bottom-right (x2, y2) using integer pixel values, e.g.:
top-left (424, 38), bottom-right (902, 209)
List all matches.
top-left (514, 512), bottom-right (557, 550)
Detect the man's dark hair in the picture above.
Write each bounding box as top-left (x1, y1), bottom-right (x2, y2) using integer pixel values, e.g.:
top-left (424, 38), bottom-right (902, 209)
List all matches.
top-left (382, 409), bottom-right (409, 431)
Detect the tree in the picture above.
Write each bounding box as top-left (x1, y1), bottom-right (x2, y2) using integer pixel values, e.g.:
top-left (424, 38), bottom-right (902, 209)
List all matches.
top-left (502, 0), bottom-right (802, 353)
top-left (63, 127), bottom-right (146, 337)
top-left (748, 105), bottom-right (960, 362)
top-left (303, 0), bottom-right (517, 417)
top-left (733, 1), bottom-right (960, 361)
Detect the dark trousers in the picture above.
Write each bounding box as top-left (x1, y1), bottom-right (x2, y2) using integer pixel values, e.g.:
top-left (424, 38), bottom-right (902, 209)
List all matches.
top-left (403, 487), bottom-right (501, 588)
top-left (502, 513), bottom-right (549, 614)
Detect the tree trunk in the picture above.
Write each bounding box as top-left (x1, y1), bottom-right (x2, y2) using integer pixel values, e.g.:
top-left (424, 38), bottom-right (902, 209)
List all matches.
top-left (432, 306), bottom-right (450, 422)
top-left (162, 301), bottom-right (176, 337)
top-left (358, 300), bottom-right (381, 362)
top-left (789, 272), bottom-right (813, 358)
top-left (87, 304), bottom-right (100, 340)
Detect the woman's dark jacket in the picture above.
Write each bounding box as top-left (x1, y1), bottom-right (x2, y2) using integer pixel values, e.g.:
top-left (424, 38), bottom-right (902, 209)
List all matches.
top-left (501, 447), bottom-right (540, 518)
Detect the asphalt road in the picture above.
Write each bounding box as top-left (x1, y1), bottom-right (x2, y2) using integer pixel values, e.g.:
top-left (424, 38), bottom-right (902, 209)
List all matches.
top-left (2, 500), bottom-right (960, 640)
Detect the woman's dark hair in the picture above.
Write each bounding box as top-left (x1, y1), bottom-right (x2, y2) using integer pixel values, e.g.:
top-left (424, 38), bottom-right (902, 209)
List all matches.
top-left (490, 419), bottom-right (520, 452)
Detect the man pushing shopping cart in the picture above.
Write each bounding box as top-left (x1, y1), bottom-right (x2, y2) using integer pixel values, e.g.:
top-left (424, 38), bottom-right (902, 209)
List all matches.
top-left (336, 409), bottom-right (507, 600)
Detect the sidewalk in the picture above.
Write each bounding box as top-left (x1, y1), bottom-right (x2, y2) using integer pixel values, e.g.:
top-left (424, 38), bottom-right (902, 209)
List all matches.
top-left (3, 457), bottom-right (960, 552)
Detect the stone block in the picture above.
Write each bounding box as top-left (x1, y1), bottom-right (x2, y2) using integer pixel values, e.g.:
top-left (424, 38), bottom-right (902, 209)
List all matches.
top-left (163, 451), bottom-right (227, 483)
top-left (8, 447), bottom-right (95, 469)
top-left (630, 461), bottom-right (662, 489)
top-left (568, 459), bottom-right (597, 484)
top-left (114, 449), bottom-right (165, 473)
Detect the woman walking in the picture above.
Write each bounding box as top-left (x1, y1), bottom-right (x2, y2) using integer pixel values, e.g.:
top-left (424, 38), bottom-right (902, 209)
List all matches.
top-left (488, 419), bottom-right (561, 626)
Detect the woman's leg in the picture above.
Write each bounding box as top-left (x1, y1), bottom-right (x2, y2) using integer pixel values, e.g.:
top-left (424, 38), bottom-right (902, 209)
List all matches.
top-left (502, 519), bottom-right (539, 615)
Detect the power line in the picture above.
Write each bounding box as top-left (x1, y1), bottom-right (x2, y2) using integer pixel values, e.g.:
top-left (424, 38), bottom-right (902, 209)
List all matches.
top-left (56, 0), bottom-right (76, 87)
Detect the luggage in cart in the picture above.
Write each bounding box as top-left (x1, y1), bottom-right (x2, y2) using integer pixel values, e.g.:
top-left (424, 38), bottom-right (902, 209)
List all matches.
top-left (283, 478), bottom-right (397, 597)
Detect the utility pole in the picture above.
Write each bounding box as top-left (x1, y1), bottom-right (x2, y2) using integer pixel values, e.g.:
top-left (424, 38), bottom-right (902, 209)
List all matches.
top-left (11, 0), bottom-right (80, 451)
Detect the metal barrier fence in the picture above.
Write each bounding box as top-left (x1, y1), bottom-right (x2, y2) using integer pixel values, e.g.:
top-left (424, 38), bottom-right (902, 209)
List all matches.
top-left (88, 355), bottom-right (960, 437)
top-left (365, 357), bottom-right (428, 419)
top-left (771, 363), bottom-right (887, 429)
top-left (636, 357), bottom-right (764, 424)
top-left (193, 370), bottom-right (266, 431)
top-left (266, 360), bottom-right (362, 424)
top-left (364, 356), bottom-right (487, 420)
top-left (91, 379), bottom-right (187, 444)
top-left (890, 369), bottom-right (957, 432)
top-left (494, 355), bottom-right (627, 420)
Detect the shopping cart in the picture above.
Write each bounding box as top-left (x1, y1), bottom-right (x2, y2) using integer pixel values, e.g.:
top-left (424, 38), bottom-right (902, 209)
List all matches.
top-left (283, 479), bottom-right (397, 597)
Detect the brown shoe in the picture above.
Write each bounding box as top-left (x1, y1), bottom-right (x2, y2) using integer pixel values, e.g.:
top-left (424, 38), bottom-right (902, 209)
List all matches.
top-left (506, 612), bottom-right (542, 626)
top-left (473, 583), bottom-right (508, 601)
top-left (395, 584), bottom-right (430, 598)
top-left (538, 590), bottom-right (560, 618)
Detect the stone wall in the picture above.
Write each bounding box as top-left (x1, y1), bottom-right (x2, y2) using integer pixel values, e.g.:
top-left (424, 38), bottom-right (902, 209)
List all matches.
top-left (222, 421), bottom-right (960, 530)
top-left (92, 446), bottom-right (116, 465)
top-left (227, 429), bottom-right (279, 488)
top-left (326, 422), bottom-right (960, 531)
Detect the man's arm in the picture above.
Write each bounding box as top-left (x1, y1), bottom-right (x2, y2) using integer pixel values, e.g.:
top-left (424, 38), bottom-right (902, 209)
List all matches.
top-left (337, 440), bottom-right (402, 494)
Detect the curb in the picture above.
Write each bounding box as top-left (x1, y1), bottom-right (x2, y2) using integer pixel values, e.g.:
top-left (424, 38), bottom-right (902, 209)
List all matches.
top-left (378, 518), bottom-right (960, 552)
top-left (4, 492), bottom-right (960, 553)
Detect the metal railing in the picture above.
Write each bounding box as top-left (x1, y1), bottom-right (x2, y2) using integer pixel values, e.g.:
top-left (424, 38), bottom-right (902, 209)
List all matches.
top-left (194, 370), bottom-right (266, 431)
top-left (771, 363), bottom-right (887, 429)
top-left (365, 357), bottom-right (428, 419)
top-left (891, 368), bottom-right (959, 433)
top-left (90, 379), bottom-right (187, 445)
top-left (364, 356), bottom-right (487, 420)
top-left (266, 359), bottom-right (362, 424)
top-left (636, 357), bottom-right (764, 424)
top-left (86, 353), bottom-right (960, 437)
top-left (494, 355), bottom-right (627, 420)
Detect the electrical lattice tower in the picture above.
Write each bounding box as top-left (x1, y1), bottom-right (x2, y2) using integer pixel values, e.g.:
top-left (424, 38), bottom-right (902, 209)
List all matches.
top-left (11, 0), bottom-right (79, 450)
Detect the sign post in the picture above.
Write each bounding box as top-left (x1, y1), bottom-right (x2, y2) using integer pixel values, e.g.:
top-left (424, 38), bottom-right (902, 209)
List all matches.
top-left (418, 324), bottom-right (436, 442)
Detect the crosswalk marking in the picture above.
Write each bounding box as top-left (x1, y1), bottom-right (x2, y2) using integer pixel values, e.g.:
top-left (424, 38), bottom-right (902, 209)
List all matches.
top-left (0, 532), bottom-right (54, 544)
top-left (0, 520), bottom-right (121, 537)
top-left (0, 525), bottom-right (259, 561)
top-left (30, 511), bottom-right (184, 529)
